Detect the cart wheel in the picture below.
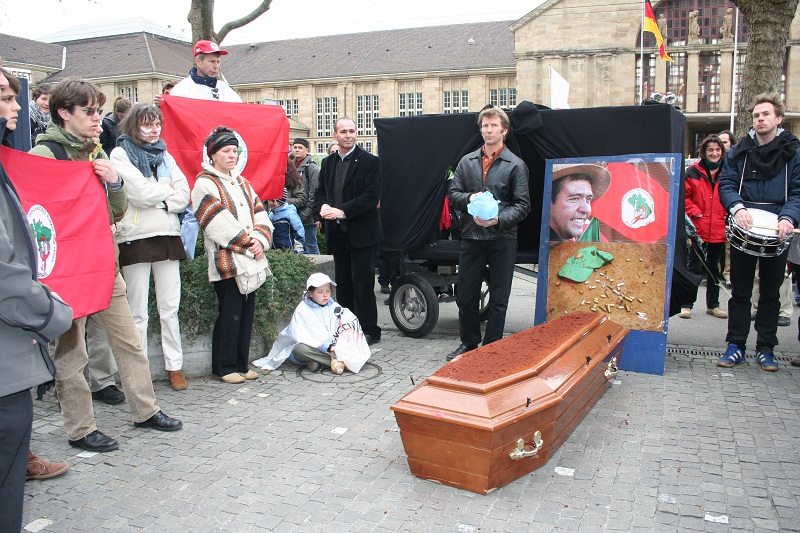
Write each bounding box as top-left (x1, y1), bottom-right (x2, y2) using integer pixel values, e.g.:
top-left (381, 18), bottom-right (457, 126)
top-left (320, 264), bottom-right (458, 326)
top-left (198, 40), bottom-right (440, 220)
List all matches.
top-left (390, 274), bottom-right (439, 338)
top-left (479, 269), bottom-right (490, 322)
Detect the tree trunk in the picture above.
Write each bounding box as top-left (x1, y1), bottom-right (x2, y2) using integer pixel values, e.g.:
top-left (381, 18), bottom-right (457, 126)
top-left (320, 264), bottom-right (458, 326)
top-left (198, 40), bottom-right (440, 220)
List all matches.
top-left (187, 0), bottom-right (274, 44)
top-left (733, 0), bottom-right (799, 140)
top-left (188, 0), bottom-right (216, 42)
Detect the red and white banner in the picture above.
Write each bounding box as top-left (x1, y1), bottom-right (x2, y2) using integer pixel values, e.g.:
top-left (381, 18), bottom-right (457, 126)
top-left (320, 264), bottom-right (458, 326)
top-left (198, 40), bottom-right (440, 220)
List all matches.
top-left (160, 95), bottom-right (289, 201)
top-left (2, 147), bottom-right (115, 319)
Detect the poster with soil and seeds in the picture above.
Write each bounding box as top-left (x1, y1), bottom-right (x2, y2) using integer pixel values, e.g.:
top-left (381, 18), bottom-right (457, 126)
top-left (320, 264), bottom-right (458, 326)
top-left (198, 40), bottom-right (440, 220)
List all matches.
top-left (536, 154), bottom-right (682, 374)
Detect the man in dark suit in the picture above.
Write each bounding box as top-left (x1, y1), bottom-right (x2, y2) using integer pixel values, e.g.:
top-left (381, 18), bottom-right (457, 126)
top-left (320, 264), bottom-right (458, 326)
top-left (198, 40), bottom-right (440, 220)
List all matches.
top-left (314, 117), bottom-right (382, 344)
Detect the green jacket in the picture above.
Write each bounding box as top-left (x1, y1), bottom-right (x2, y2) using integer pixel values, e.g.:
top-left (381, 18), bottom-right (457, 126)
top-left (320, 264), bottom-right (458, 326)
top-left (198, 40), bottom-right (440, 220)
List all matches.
top-left (29, 123), bottom-right (127, 266)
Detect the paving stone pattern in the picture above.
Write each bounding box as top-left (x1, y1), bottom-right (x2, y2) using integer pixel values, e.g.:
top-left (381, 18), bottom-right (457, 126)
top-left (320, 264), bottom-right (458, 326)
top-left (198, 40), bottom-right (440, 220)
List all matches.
top-left (23, 328), bottom-right (800, 532)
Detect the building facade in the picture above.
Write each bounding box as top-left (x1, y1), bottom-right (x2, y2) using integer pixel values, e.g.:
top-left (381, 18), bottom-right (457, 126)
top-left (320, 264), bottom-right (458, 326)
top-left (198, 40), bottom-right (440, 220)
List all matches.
top-left (2, 3), bottom-right (798, 156)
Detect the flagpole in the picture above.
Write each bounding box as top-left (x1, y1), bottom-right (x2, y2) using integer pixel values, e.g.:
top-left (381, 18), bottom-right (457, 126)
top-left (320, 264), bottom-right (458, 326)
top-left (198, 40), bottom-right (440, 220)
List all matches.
top-left (729, 8), bottom-right (740, 132)
top-left (639, 0), bottom-right (645, 102)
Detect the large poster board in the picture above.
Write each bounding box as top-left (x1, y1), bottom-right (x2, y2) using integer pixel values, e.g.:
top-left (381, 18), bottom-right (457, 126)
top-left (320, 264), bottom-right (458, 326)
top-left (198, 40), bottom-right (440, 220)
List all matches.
top-left (535, 153), bottom-right (682, 375)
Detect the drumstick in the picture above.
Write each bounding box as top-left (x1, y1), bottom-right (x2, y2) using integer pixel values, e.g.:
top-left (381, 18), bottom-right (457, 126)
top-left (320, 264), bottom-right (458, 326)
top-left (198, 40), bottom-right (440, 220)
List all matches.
top-left (750, 224), bottom-right (800, 234)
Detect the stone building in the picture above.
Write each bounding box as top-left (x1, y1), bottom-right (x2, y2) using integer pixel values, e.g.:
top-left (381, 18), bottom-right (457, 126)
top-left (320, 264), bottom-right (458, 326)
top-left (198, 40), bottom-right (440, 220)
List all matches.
top-left (2, 2), bottom-right (798, 155)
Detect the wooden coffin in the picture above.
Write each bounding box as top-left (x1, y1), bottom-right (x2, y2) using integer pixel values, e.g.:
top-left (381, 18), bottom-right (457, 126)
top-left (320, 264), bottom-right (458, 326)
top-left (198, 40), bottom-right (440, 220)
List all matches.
top-left (391, 311), bottom-right (628, 494)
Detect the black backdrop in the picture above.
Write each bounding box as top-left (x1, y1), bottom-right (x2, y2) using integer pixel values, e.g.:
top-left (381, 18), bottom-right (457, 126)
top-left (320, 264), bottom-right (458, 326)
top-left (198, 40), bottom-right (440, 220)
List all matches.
top-left (375, 102), bottom-right (699, 316)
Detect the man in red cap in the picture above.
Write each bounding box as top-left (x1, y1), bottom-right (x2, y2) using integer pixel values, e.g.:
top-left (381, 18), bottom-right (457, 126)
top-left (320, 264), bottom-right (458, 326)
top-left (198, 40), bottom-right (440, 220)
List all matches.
top-left (169, 40), bottom-right (242, 102)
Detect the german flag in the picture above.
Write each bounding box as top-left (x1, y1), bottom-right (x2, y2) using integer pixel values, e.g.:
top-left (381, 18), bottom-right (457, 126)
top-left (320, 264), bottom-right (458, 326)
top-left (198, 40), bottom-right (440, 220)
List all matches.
top-left (644, 0), bottom-right (672, 61)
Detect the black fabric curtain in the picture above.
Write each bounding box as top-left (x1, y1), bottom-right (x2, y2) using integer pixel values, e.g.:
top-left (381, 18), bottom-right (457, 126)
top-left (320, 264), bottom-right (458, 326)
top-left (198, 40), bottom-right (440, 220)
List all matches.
top-left (375, 102), bottom-right (700, 315)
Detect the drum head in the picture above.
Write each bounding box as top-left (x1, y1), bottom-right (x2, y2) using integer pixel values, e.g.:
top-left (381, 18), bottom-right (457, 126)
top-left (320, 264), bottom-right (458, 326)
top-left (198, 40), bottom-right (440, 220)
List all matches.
top-left (748, 208), bottom-right (779, 237)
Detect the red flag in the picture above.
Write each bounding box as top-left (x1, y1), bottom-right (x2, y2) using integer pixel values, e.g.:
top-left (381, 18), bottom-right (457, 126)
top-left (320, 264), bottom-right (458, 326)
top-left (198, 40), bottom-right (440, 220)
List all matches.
top-left (2, 147), bottom-right (115, 319)
top-left (160, 95), bottom-right (289, 200)
top-left (590, 162), bottom-right (670, 243)
top-left (644, 0), bottom-right (672, 61)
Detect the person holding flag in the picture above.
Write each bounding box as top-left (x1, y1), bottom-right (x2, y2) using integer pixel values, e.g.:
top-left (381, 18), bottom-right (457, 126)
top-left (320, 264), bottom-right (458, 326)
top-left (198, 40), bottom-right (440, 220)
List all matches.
top-left (30, 79), bottom-right (183, 453)
top-left (0, 66), bottom-right (73, 533)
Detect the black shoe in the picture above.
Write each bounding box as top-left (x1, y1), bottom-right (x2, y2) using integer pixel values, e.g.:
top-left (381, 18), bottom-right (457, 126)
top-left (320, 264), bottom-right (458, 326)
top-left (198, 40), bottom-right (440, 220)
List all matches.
top-left (134, 411), bottom-right (183, 432)
top-left (380, 284), bottom-right (391, 294)
top-left (68, 429), bottom-right (119, 453)
top-left (91, 385), bottom-right (126, 405)
top-left (777, 316), bottom-right (791, 327)
top-left (446, 344), bottom-right (477, 361)
top-left (365, 334), bottom-right (381, 346)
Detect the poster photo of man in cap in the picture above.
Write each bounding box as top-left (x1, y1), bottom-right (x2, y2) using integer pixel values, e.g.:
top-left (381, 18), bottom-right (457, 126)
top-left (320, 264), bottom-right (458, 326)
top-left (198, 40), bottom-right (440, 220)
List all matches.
top-left (549, 163), bottom-right (611, 242)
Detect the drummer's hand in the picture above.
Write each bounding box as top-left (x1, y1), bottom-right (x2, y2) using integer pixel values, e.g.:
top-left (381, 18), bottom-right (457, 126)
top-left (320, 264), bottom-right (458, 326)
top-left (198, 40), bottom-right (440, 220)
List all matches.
top-left (734, 208), bottom-right (752, 229)
top-left (474, 216), bottom-right (498, 227)
top-left (777, 218), bottom-right (794, 239)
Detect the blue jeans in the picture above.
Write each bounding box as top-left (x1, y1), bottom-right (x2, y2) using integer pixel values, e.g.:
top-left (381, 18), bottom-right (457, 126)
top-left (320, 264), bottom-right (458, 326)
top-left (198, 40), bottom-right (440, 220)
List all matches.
top-left (303, 224), bottom-right (320, 254)
top-left (457, 238), bottom-right (517, 347)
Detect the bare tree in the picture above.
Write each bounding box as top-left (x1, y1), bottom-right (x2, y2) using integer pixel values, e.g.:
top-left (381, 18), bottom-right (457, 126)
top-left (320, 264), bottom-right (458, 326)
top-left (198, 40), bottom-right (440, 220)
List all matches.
top-left (733, 0), bottom-right (799, 139)
top-left (188, 0), bottom-right (274, 44)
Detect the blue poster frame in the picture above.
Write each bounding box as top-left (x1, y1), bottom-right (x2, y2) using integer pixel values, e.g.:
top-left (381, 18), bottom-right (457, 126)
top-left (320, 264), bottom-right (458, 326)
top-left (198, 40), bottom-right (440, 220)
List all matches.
top-left (534, 153), bottom-right (682, 375)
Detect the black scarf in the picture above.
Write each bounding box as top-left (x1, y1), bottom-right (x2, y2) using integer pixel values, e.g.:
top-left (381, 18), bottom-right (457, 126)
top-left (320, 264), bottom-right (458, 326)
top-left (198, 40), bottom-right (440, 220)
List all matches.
top-left (117, 134), bottom-right (166, 177)
top-left (735, 129), bottom-right (800, 179)
top-left (189, 67), bottom-right (218, 88)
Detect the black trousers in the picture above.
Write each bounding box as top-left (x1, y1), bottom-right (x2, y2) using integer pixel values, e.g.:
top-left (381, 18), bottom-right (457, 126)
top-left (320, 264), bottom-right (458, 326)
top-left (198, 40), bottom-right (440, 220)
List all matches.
top-left (212, 278), bottom-right (256, 376)
top-left (0, 389), bottom-right (33, 533)
top-left (329, 229), bottom-right (380, 338)
top-left (457, 238), bottom-right (517, 347)
top-left (727, 247), bottom-right (787, 349)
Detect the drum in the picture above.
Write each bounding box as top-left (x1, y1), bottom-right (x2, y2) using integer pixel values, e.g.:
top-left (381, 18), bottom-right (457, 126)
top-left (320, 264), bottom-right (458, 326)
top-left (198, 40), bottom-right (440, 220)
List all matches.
top-left (726, 208), bottom-right (791, 257)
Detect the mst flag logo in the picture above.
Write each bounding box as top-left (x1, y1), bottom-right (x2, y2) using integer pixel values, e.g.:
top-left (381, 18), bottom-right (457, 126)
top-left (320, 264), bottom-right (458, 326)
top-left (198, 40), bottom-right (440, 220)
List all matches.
top-left (621, 188), bottom-right (656, 229)
top-left (27, 204), bottom-right (57, 278)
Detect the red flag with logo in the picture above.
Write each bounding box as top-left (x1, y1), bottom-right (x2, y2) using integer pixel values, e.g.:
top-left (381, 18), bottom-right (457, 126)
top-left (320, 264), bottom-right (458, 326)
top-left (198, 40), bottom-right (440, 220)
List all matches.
top-left (2, 147), bottom-right (115, 318)
top-left (590, 162), bottom-right (670, 243)
top-left (160, 95), bottom-right (289, 200)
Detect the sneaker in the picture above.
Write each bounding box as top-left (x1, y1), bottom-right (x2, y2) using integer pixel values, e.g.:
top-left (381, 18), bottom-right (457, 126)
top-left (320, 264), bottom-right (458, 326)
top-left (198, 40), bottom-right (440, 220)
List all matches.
top-left (777, 316), bottom-right (791, 327)
top-left (679, 308), bottom-right (691, 319)
top-left (717, 343), bottom-right (745, 367)
top-left (755, 348), bottom-right (779, 371)
top-left (706, 307), bottom-right (728, 319)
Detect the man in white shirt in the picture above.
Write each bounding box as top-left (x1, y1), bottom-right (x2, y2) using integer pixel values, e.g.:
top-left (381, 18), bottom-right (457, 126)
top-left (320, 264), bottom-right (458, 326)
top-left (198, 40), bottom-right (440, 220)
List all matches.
top-left (169, 40), bottom-right (242, 103)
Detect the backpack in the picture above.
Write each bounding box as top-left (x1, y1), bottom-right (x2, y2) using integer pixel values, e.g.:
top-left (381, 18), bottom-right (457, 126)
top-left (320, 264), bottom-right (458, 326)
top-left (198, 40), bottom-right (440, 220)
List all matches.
top-left (37, 140), bottom-right (69, 161)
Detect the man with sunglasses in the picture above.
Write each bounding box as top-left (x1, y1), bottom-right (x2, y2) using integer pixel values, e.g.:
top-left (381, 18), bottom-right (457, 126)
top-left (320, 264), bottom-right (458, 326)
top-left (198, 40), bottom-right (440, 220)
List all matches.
top-left (169, 40), bottom-right (242, 103)
top-left (30, 79), bottom-right (183, 453)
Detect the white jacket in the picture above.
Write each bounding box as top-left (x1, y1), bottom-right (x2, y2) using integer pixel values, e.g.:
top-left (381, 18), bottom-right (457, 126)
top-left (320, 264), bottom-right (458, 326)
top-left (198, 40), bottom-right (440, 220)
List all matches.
top-left (110, 148), bottom-right (190, 243)
top-left (170, 77), bottom-right (242, 102)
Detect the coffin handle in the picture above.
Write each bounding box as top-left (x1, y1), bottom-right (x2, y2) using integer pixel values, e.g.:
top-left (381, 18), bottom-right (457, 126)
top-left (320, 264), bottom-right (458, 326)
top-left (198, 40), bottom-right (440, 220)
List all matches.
top-left (509, 431), bottom-right (543, 460)
top-left (604, 356), bottom-right (618, 380)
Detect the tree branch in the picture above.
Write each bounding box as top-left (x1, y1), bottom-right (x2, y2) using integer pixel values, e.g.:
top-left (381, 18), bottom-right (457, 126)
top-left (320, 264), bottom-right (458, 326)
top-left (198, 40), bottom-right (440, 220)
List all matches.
top-left (215, 0), bottom-right (274, 43)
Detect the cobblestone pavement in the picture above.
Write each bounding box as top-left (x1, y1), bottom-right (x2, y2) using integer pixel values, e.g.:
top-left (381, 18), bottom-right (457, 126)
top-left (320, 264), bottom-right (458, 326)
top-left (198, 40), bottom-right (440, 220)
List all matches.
top-left (22, 320), bottom-right (800, 533)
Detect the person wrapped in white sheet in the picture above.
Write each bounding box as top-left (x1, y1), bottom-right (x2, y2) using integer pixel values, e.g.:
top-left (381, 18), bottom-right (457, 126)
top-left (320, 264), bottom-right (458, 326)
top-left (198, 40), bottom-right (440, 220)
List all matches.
top-left (253, 273), bottom-right (371, 374)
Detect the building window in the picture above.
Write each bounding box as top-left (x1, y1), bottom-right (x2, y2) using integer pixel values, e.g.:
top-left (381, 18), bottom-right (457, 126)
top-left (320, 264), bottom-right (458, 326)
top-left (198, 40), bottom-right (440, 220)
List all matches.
top-left (666, 52), bottom-right (687, 108)
top-left (358, 141), bottom-right (373, 153)
top-left (279, 99), bottom-right (298, 116)
top-left (316, 94), bottom-right (338, 137)
top-left (635, 53), bottom-right (656, 104)
top-left (443, 90), bottom-right (469, 114)
top-left (488, 76), bottom-right (517, 109)
top-left (643, 0), bottom-right (749, 47)
top-left (698, 52), bottom-right (721, 112)
top-left (117, 84), bottom-right (138, 103)
top-left (399, 92), bottom-right (423, 117)
top-left (356, 94), bottom-right (379, 136)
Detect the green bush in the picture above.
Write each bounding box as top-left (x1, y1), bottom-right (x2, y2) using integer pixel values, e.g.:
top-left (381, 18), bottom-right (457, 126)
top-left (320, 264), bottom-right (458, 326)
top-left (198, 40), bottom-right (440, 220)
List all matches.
top-left (148, 248), bottom-right (314, 345)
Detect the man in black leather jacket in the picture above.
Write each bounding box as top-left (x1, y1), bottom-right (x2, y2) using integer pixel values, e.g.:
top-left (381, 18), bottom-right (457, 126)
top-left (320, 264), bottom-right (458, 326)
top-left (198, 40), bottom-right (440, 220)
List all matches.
top-left (446, 107), bottom-right (530, 360)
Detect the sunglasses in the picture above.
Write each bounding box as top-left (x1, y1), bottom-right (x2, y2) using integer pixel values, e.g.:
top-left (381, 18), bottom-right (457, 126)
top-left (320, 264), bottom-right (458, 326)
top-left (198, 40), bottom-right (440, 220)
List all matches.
top-left (77, 107), bottom-right (104, 117)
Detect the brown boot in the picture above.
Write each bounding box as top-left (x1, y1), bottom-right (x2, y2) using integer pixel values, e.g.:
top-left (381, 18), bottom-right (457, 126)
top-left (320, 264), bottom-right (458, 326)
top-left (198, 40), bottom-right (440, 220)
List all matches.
top-left (168, 370), bottom-right (188, 391)
top-left (26, 450), bottom-right (69, 481)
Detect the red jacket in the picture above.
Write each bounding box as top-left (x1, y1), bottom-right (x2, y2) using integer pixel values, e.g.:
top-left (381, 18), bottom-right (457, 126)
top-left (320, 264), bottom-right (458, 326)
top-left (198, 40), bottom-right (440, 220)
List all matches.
top-left (685, 161), bottom-right (727, 243)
